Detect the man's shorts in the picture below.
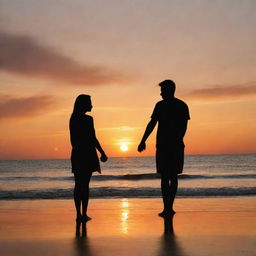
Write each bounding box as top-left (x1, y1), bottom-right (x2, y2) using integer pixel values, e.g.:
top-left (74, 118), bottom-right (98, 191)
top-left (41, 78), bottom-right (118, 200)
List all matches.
top-left (156, 144), bottom-right (184, 177)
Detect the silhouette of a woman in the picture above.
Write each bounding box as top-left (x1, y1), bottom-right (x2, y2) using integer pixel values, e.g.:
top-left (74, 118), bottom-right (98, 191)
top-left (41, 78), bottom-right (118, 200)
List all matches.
top-left (70, 95), bottom-right (107, 222)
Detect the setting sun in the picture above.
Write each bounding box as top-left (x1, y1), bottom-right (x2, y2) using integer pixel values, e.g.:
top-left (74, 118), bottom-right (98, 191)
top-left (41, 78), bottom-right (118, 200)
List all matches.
top-left (1, 0), bottom-right (256, 161)
top-left (120, 144), bottom-right (129, 152)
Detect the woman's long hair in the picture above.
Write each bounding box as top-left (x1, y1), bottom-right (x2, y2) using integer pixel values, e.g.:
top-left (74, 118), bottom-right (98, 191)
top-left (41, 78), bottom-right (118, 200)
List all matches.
top-left (71, 94), bottom-right (91, 117)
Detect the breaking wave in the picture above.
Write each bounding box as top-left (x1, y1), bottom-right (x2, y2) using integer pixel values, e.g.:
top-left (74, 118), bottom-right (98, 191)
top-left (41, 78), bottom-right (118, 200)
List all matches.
top-left (1, 173), bottom-right (256, 182)
top-left (1, 186), bottom-right (255, 199)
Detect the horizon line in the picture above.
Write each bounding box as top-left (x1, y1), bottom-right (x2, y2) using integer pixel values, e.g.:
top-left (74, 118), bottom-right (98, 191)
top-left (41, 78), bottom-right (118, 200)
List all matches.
top-left (1, 152), bottom-right (255, 161)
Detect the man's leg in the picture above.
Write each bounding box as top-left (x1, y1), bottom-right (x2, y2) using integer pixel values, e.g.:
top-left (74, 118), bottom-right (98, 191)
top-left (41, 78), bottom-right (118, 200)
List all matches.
top-left (169, 175), bottom-right (178, 213)
top-left (159, 173), bottom-right (171, 216)
top-left (159, 173), bottom-right (178, 216)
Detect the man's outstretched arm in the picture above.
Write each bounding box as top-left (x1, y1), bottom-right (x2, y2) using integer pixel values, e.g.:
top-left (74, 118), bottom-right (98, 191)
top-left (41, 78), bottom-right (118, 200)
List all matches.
top-left (138, 119), bottom-right (157, 152)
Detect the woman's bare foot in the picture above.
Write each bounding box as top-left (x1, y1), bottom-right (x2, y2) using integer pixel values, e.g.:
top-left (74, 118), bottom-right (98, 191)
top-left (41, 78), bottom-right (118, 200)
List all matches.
top-left (82, 215), bottom-right (92, 222)
top-left (76, 214), bottom-right (82, 223)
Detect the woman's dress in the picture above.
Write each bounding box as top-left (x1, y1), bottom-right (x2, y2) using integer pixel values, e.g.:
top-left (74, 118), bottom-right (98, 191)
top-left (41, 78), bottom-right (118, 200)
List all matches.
top-left (70, 114), bottom-right (100, 173)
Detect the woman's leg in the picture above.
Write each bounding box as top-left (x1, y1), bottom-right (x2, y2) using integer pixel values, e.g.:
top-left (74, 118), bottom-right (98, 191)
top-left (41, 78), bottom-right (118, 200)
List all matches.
top-left (74, 173), bottom-right (82, 221)
top-left (81, 172), bottom-right (92, 220)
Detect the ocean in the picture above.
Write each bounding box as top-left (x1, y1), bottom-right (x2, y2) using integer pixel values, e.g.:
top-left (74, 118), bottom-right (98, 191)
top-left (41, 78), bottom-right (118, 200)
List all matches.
top-left (0, 154), bottom-right (255, 199)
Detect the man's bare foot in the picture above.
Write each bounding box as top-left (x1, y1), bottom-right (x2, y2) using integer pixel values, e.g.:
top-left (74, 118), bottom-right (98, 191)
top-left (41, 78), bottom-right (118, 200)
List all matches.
top-left (158, 209), bottom-right (176, 217)
top-left (170, 209), bottom-right (176, 214)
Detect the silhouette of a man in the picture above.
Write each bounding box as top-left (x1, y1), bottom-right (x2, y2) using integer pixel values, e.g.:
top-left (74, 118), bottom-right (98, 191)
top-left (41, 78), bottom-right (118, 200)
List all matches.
top-left (138, 80), bottom-right (190, 216)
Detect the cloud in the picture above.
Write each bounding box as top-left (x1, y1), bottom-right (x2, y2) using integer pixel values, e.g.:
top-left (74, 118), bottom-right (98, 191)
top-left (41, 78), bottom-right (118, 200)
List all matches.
top-left (0, 31), bottom-right (124, 85)
top-left (0, 94), bottom-right (55, 119)
top-left (185, 82), bottom-right (256, 101)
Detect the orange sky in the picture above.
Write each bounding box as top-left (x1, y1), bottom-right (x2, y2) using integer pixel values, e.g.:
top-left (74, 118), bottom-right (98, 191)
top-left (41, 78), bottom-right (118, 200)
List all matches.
top-left (0, 1), bottom-right (256, 159)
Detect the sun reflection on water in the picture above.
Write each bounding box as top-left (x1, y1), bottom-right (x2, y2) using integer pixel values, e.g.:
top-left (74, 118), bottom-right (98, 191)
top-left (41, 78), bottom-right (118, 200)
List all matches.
top-left (120, 198), bottom-right (129, 234)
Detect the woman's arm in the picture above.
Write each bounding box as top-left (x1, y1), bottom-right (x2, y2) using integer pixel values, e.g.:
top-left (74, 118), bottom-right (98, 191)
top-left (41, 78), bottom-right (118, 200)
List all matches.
top-left (91, 117), bottom-right (108, 162)
top-left (95, 139), bottom-right (108, 162)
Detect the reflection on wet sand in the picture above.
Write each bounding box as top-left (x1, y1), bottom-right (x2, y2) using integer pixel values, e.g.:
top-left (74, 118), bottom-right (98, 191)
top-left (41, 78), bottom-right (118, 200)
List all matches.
top-left (73, 202), bottom-right (186, 256)
top-left (120, 198), bottom-right (129, 234)
top-left (74, 222), bottom-right (94, 256)
top-left (76, 221), bottom-right (87, 237)
top-left (158, 214), bottom-right (186, 256)
top-left (163, 214), bottom-right (174, 234)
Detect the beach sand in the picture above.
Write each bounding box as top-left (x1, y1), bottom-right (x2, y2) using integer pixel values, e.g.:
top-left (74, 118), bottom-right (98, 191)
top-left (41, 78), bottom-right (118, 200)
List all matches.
top-left (1, 197), bottom-right (256, 256)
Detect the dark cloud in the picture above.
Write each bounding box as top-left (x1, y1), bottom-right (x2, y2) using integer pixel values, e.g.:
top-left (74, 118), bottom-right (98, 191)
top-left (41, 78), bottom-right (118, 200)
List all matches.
top-left (0, 31), bottom-right (123, 85)
top-left (185, 82), bottom-right (256, 101)
top-left (0, 95), bottom-right (54, 119)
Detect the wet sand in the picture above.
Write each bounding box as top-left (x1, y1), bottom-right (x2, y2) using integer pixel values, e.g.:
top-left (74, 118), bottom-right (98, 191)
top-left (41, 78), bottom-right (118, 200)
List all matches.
top-left (0, 197), bottom-right (256, 256)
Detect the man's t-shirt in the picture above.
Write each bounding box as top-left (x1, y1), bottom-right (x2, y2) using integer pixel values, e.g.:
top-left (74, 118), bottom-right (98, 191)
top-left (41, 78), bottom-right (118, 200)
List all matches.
top-left (151, 98), bottom-right (190, 148)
